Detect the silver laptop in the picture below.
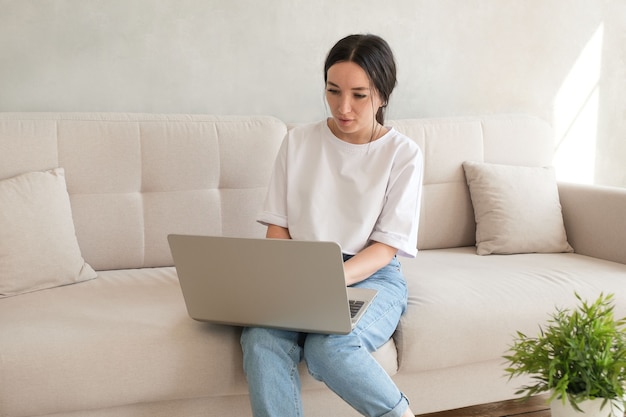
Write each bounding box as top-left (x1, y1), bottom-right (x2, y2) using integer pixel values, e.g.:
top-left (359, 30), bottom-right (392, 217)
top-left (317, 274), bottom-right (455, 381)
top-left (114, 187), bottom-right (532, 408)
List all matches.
top-left (167, 234), bottom-right (377, 335)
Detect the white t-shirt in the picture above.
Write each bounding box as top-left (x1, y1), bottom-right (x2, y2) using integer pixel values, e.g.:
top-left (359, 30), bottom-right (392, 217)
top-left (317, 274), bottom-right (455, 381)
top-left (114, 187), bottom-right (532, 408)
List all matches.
top-left (257, 120), bottom-right (423, 258)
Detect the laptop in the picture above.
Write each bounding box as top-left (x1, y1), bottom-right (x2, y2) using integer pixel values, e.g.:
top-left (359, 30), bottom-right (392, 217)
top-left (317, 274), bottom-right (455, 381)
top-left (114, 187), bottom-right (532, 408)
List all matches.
top-left (167, 234), bottom-right (377, 335)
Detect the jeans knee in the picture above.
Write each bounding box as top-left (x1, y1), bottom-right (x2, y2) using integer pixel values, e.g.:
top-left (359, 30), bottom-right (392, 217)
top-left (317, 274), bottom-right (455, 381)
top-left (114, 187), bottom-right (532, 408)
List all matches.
top-left (241, 327), bottom-right (303, 371)
top-left (304, 334), bottom-right (361, 378)
top-left (240, 327), bottom-right (264, 357)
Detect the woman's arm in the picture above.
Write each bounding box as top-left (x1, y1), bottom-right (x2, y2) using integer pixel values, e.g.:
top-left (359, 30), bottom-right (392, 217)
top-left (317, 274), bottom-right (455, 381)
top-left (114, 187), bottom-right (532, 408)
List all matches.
top-left (343, 242), bottom-right (397, 286)
top-left (266, 224), bottom-right (292, 239)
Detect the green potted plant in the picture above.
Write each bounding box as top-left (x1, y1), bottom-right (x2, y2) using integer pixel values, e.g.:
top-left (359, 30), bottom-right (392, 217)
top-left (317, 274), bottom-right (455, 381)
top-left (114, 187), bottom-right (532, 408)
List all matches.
top-left (504, 293), bottom-right (626, 417)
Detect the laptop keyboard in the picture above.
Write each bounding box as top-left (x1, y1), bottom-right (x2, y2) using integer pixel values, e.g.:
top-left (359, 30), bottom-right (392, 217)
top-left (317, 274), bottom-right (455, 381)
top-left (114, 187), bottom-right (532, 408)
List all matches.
top-left (349, 300), bottom-right (365, 318)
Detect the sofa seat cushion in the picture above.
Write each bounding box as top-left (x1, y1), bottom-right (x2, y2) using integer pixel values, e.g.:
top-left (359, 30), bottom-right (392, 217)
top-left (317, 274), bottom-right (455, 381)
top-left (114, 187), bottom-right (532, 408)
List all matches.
top-left (0, 267), bottom-right (398, 416)
top-left (395, 247), bottom-right (626, 373)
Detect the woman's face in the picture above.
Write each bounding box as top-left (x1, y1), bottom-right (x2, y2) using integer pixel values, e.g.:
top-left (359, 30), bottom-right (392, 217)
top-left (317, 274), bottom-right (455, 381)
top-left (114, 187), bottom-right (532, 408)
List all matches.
top-left (325, 61), bottom-right (384, 144)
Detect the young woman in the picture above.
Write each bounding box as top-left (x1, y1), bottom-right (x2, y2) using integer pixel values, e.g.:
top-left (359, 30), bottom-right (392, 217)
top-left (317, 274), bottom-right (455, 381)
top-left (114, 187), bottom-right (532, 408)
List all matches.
top-left (241, 34), bottom-right (423, 417)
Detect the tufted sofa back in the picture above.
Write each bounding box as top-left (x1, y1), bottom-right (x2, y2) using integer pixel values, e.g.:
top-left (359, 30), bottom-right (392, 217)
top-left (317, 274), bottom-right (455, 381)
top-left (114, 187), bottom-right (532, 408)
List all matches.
top-left (0, 113), bottom-right (553, 270)
top-left (392, 115), bottom-right (554, 250)
top-left (0, 113), bottom-right (286, 270)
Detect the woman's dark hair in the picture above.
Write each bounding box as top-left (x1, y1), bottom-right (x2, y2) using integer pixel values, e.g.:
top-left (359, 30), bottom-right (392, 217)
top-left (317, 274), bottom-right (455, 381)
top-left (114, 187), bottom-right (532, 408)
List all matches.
top-left (324, 34), bottom-right (397, 125)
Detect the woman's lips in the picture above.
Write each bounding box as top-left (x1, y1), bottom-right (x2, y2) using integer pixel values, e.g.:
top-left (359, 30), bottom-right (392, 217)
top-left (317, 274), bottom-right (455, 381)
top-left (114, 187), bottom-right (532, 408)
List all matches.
top-left (337, 118), bottom-right (353, 127)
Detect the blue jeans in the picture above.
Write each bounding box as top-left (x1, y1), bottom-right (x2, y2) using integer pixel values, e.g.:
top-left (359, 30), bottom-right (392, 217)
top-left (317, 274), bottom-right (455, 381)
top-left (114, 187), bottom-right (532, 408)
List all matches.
top-left (240, 256), bottom-right (409, 417)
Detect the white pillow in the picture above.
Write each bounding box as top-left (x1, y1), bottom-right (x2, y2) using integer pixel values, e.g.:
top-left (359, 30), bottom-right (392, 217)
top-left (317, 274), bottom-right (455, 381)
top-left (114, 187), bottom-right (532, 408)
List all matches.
top-left (0, 168), bottom-right (97, 297)
top-left (462, 161), bottom-right (573, 255)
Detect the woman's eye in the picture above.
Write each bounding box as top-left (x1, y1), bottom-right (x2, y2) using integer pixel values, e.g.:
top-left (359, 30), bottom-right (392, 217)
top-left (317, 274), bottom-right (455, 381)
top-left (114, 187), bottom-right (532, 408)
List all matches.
top-left (327, 89), bottom-right (340, 95)
top-left (354, 94), bottom-right (367, 99)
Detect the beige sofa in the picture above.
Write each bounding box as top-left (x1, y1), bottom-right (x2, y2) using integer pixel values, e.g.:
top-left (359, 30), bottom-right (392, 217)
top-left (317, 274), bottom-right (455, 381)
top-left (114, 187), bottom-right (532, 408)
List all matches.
top-left (1, 113), bottom-right (625, 417)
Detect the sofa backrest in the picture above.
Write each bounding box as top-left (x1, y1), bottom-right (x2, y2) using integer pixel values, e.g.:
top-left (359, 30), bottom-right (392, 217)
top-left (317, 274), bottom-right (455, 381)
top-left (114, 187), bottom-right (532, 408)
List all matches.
top-left (0, 113), bottom-right (286, 270)
top-left (391, 115), bottom-right (554, 250)
top-left (0, 113), bottom-right (553, 270)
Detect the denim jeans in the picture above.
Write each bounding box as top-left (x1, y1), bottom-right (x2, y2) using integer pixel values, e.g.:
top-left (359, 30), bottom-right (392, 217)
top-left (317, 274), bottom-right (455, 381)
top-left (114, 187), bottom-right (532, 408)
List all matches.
top-left (240, 256), bottom-right (409, 417)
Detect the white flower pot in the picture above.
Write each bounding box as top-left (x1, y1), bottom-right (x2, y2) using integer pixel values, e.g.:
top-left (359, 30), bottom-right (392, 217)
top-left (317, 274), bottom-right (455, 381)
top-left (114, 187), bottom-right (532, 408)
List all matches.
top-left (550, 397), bottom-right (625, 417)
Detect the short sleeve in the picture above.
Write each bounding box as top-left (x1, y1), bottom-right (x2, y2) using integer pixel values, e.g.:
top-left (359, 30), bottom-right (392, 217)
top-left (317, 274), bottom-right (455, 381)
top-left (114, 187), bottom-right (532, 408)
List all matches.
top-left (257, 135), bottom-right (289, 228)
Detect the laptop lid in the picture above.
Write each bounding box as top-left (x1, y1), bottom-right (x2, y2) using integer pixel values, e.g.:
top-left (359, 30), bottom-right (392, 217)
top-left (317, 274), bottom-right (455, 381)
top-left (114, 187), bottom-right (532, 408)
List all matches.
top-left (168, 234), bottom-right (376, 335)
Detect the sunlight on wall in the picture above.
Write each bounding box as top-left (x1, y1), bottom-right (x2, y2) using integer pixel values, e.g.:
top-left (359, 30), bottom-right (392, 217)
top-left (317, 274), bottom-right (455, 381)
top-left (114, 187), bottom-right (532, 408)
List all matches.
top-left (552, 24), bottom-right (604, 184)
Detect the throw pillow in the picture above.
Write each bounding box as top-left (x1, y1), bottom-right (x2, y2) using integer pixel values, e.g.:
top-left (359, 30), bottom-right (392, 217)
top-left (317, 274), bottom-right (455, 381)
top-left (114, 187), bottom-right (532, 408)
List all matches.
top-left (0, 168), bottom-right (97, 297)
top-left (462, 161), bottom-right (573, 255)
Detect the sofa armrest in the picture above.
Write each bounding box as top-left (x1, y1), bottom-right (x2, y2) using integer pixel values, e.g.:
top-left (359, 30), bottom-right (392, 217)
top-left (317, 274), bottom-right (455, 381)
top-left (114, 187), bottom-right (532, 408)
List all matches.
top-left (558, 182), bottom-right (626, 265)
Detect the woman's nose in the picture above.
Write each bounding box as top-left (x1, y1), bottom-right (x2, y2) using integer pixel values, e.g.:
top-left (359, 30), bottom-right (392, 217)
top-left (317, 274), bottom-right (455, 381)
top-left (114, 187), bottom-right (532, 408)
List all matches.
top-left (338, 97), bottom-right (351, 114)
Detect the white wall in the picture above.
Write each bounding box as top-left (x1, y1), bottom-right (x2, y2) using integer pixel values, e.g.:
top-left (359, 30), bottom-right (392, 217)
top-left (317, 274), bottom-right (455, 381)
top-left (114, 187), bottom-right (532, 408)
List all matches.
top-left (1, 0), bottom-right (624, 187)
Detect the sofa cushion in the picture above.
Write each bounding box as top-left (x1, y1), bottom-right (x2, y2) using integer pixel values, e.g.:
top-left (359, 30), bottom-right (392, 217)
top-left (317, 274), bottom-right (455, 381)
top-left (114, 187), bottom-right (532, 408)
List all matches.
top-left (0, 266), bottom-right (398, 416)
top-left (462, 161), bottom-right (573, 255)
top-left (0, 168), bottom-right (97, 298)
top-left (395, 247), bottom-right (626, 374)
